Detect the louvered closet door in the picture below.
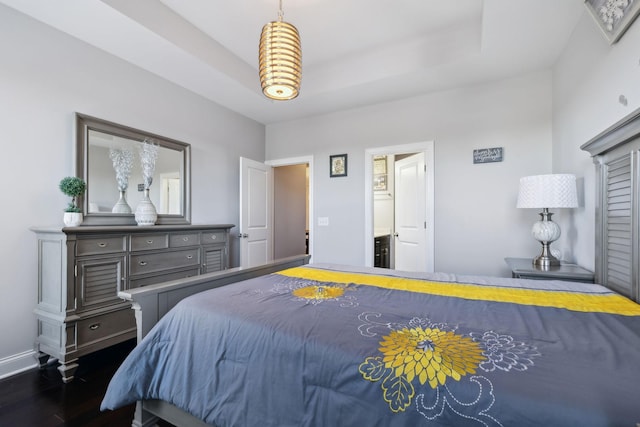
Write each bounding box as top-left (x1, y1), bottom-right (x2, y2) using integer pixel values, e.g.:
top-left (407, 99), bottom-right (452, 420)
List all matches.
top-left (602, 152), bottom-right (637, 299)
top-left (76, 256), bottom-right (126, 312)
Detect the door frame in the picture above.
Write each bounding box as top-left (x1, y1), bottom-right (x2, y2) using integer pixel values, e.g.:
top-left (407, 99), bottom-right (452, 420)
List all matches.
top-left (266, 155), bottom-right (314, 262)
top-left (364, 141), bottom-right (434, 271)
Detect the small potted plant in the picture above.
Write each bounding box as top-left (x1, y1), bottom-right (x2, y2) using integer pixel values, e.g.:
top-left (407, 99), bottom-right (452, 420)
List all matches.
top-left (59, 176), bottom-right (87, 227)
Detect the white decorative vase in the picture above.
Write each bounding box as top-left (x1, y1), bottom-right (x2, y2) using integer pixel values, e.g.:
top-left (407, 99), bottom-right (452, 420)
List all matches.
top-left (135, 189), bottom-right (157, 226)
top-left (63, 212), bottom-right (83, 227)
top-left (112, 190), bottom-right (132, 214)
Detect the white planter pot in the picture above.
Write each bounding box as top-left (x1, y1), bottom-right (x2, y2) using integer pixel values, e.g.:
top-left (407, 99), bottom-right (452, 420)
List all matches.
top-left (63, 212), bottom-right (83, 227)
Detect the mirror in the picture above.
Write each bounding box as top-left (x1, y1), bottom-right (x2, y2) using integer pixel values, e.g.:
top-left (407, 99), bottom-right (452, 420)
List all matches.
top-left (76, 113), bottom-right (191, 225)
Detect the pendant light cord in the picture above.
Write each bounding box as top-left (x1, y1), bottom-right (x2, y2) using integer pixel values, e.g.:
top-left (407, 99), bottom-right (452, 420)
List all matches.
top-left (278, 0), bottom-right (283, 21)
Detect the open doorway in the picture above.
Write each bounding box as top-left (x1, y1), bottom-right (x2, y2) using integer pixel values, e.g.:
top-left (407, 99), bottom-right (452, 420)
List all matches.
top-left (273, 163), bottom-right (309, 258)
top-left (364, 142), bottom-right (434, 272)
top-left (239, 156), bottom-right (313, 268)
top-left (268, 156), bottom-right (314, 261)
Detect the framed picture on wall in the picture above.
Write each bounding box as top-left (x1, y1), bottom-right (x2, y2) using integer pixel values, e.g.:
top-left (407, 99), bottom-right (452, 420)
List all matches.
top-left (584, 0), bottom-right (640, 44)
top-left (373, 156), bottom-right (387, 174)
top-left (373, 156), bottom-right (387, 190)
top-left (330, 154), bottom-right (348, 177)
top-left (373, 174), bottom-right (387, 191)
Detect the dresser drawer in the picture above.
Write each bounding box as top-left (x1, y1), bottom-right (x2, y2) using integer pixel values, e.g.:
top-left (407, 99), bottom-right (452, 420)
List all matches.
top-left (130, 248), bottom-right (200, 276)
top-left (76, 310), bottom-right (135, 348)
top-left (129, 268), bottom-right (200, 288)
top-left (131, 234), bottom-right (169, 252)
top-left (76, 236), bottom-right (126, 256)
top-left (169, 233), bottom-right (200, 248)
top-left (201, 230), bottom-right (227, 245)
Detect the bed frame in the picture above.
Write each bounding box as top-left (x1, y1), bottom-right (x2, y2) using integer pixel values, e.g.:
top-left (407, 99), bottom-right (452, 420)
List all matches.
top-left (117, 254), bottom-right (311, 427)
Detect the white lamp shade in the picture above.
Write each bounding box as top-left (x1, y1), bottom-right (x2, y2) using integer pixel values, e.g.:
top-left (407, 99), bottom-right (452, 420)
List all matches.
top-left (517, 174), bottom-right (578, 209)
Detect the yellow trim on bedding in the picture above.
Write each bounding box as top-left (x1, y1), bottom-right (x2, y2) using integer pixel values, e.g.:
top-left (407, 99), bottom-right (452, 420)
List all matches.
top-left (277, 267), bottom-right (640, 316)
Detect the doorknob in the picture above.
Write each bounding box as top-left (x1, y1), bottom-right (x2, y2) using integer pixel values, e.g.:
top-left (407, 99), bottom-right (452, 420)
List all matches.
top-left (393, 232), bottom-right (399, 237)
top-left (241, 233), bottom-right (249, 238)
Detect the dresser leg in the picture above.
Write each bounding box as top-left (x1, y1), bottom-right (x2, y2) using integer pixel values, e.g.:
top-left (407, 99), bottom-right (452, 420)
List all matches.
top-left (36, 351), bottom-right (50, 368)
top-left (58, 360), bottom-right (79, 383)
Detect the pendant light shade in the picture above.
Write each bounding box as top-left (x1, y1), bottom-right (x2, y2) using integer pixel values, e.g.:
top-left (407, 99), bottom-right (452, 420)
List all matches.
top-left (259, 2), bottom-right (301, 100)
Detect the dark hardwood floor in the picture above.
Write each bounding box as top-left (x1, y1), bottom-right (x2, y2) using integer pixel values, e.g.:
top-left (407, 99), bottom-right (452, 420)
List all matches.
top-left (0, 339), bottom-right (174, 427)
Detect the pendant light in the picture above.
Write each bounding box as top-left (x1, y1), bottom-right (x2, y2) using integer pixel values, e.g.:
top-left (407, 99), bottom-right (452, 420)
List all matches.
top-left (259, 0), bottom-right (301, 100)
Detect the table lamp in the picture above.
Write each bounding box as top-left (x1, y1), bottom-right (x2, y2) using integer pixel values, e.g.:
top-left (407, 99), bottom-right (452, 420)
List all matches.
top-left (517, 174), bottom-right (578, 267)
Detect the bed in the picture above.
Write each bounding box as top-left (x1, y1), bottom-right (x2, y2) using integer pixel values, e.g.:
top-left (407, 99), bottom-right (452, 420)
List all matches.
top-left (101, 255), bottom-right (640, 427)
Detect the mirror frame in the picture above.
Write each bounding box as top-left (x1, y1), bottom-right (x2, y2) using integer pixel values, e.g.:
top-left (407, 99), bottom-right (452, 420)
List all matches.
top-left (75, 113), bottom-right (191, 226)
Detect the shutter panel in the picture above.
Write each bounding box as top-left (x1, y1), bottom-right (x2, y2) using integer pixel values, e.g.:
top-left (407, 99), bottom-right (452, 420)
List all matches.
top-left (203, 247), bottom-right (223, 273)
top-left (78, 257), bottom-right (124, 310)
top-left (603, 154), bottom-right (634, 297)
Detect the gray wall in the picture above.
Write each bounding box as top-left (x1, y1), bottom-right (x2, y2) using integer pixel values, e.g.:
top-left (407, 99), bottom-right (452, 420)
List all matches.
top-left (267, 71), bottom-right (553, 276)
top-left (0, 4), bottom-right (265, 377)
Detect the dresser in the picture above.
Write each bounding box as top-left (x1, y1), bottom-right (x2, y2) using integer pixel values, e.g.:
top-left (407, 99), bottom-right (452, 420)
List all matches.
top-left (31, 224), bottom-right (233, 382)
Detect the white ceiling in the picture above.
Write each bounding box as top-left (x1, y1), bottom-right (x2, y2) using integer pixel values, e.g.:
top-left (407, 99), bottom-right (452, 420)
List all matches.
top-left (1, 0), bottom-right (584, 125)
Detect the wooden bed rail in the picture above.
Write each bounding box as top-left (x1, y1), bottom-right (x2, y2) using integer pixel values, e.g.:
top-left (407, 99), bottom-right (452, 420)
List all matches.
top-left (118, 254), bottom-right (311, 342)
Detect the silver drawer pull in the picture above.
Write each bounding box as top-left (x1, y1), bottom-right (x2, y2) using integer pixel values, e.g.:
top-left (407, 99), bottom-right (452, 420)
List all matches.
top-left (183, 237), bottom-right (189, 241)
top-left (146, 239), bottom-right (154, 244)
top-left (186, 255), bottom-right (193, 259)
top-left (89, 323), bottom-right (101, 331)
top-left (97, 242), bottom-right (107, 248)
top-left (210, 235), bottom-right (217, 240)
top-left (139, 261), bottom-right (148, 266)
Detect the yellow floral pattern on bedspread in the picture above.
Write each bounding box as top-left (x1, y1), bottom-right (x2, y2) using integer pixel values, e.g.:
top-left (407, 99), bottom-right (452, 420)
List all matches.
top-left (292, 285), bottom-right (345, 301)
top-left (360, 327), bottom-right (486, 412)
top-left (381, 328), bottom-right (485, 388)
top-left (269, 275), bottom-right (358, 307)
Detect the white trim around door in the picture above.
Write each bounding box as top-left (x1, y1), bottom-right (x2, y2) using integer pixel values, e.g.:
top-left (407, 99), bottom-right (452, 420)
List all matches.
top-left (266, 155), bottom-right (314, 262)
top-left (364, 142), bottom-right (434, 271)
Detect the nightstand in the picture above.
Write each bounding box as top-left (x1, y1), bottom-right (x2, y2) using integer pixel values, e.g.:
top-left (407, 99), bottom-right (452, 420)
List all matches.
top-left (504, 257), bottom-right (594, 283)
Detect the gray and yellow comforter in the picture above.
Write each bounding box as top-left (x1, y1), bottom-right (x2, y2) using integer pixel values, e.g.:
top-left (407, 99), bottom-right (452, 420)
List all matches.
top-left (101, 264), bottom-right (640, 426)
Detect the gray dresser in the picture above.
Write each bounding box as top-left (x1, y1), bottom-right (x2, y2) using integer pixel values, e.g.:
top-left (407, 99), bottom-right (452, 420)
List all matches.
top-left (31, 224), bottom-right (233, 382)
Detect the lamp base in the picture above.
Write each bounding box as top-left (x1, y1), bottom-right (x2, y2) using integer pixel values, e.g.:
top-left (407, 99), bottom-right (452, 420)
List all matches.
top-left (533, 253), bottom-right (560, 268)
top-left (530, 209), bottom-right (561, 268)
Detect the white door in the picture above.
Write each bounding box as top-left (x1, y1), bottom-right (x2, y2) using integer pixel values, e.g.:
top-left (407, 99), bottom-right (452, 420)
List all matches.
top-left (160, 176), bottom-right (181, 214)
top-left (239, 157), bottom-right (273, 268)
top-left (394, 152), bottom-right (427, 271)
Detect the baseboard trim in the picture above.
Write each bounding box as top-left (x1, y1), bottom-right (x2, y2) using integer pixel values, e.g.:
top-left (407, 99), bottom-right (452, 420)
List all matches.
top-left (0, 350), bottom-right (38, 380)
